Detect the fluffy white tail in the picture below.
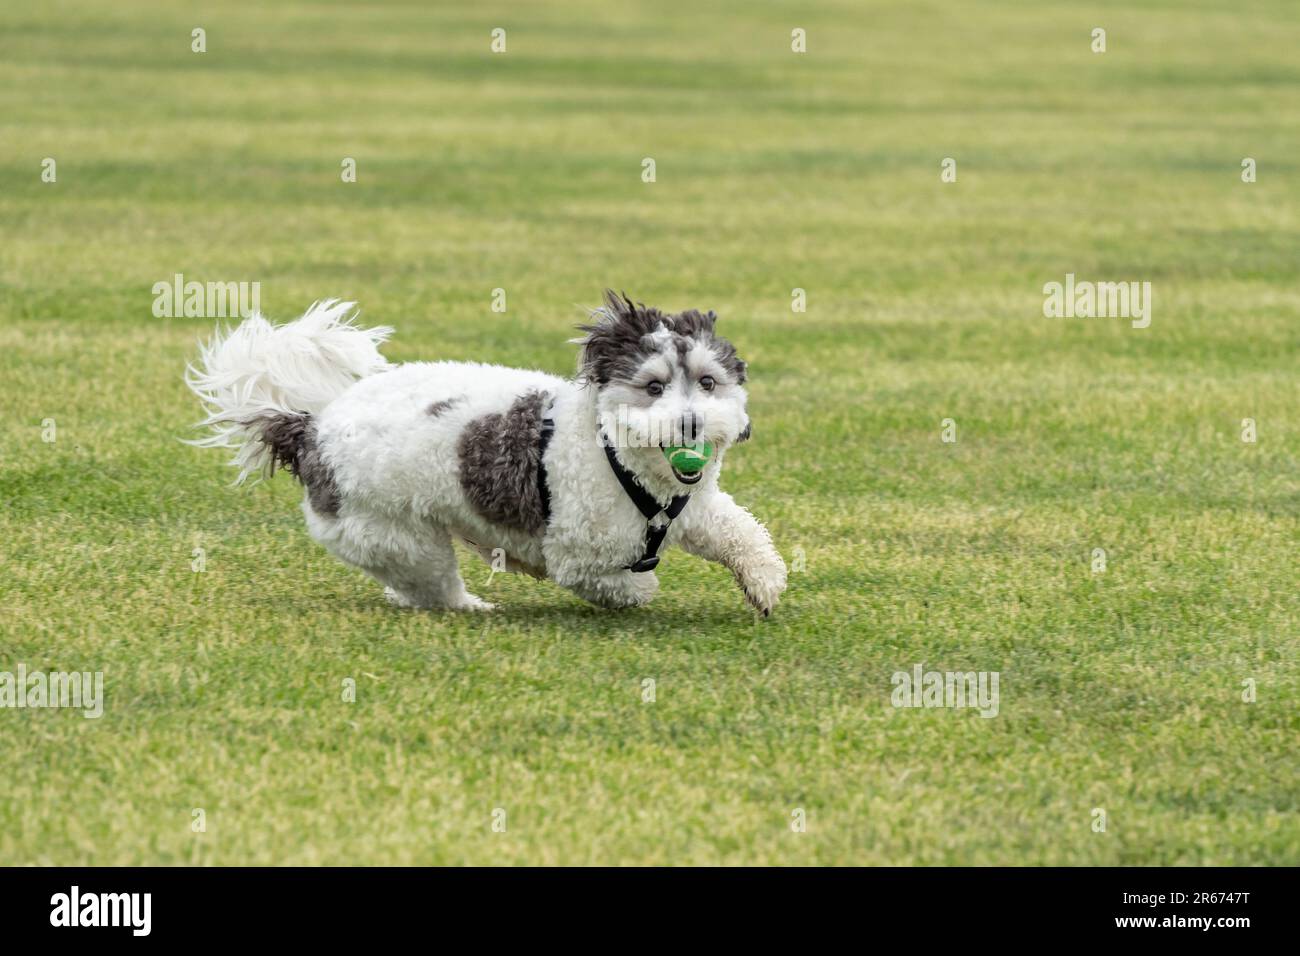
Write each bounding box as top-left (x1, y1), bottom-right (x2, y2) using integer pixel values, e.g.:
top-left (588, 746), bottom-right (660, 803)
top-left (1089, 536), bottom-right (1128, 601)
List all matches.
top-left (185, 299), bottom-right (392, 481)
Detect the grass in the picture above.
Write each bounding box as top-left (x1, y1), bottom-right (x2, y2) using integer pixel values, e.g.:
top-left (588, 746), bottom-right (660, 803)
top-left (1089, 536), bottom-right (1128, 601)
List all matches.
top-left (0, 0), bottom-right (1297, 865)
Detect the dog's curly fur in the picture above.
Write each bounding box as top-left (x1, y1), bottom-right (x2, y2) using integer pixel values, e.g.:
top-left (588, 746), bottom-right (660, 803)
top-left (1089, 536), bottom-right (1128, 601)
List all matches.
top-left (186, 292), bottom-right (787, 614)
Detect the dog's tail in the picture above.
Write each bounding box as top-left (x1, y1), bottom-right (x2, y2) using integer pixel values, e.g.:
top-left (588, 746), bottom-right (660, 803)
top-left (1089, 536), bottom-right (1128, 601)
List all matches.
top-left (185, 299), bottom-right (392, 481)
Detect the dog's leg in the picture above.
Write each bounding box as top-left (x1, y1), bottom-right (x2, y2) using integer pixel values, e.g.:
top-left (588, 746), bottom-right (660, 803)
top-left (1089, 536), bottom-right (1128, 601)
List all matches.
top-left (552, 566), bottom-right (660, 609)
top-left (679, 493), bottom-right (787, 616)
top-left (307, 508), bottom-right (494, 611)
top-left (378, 524), bottom-right (495, 611)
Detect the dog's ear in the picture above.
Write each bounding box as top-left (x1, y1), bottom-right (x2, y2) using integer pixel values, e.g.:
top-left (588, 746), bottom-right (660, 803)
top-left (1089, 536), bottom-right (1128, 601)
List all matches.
top-left (672, 306), bottom-right (747, 386)
top-left (602, 288), bottom-right (637, 321)
top-left (710, 334), bottom-right (747, 385)
top-left (573, 290), bottom-right (664, 384)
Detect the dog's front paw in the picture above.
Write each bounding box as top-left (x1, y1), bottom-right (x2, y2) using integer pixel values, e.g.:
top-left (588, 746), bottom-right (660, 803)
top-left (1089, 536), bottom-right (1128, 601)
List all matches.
top-left (739, 557), bottom-right (787, 618)
top-left (565, 570), bottom-right (660, 609)
top-left (601, 571), bottom-right (659, 609)
top-left (627, 571), bottom-right (661, 607)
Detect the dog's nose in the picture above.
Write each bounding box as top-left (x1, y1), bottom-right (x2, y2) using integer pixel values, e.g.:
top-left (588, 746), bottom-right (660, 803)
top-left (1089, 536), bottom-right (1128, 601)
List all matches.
top-left (680, 411), bottom-right (705, 443)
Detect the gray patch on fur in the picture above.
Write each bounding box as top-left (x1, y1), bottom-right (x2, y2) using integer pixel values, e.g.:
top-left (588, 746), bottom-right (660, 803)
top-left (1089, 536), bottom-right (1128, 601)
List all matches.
top-left (426, 397), bottom-right (462, 416)
top-left (457, 390), bottom-right (552, 534)
top-left (256, 412), bottom-right (341, 516)
top-left (577, 289), bottom-right (747, 386)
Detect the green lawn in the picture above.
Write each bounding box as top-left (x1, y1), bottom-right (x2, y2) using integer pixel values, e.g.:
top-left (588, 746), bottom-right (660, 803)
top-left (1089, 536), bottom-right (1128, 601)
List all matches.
top-left (1, 0), bottom-right (1296, 865)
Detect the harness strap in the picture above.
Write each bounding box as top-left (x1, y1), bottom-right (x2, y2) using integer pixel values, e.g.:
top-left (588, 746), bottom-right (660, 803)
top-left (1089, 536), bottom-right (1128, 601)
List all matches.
top-left (600, 438), bottom-right (691, 573)
top-left (537, 418), bottom-right (556, 523)
top-left (535, 423), bottom-right (691, 573)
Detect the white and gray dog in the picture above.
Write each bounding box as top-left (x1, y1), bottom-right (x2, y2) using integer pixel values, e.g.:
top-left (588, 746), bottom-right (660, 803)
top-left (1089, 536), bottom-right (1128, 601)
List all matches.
top-left (186, 290), bottom-right (787, 615)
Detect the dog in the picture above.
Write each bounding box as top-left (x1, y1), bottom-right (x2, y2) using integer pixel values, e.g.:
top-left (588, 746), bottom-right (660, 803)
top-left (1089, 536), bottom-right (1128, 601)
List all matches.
top-left (185, 291), bottom-right (787, 615)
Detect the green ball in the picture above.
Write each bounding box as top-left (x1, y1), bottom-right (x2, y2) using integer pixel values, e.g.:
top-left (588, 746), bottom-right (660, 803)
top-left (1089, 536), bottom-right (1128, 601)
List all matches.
top-left (663, 441), bottom-right (713, 473)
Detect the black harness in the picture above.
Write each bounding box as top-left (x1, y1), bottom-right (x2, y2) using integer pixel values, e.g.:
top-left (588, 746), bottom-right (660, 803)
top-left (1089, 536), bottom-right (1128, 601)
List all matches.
top-left (537, 417), bottom-right (555, 525)
top-left (600, 437), bottom-right (691, 572)
top-left (536, 420), bottom-right (691, 573)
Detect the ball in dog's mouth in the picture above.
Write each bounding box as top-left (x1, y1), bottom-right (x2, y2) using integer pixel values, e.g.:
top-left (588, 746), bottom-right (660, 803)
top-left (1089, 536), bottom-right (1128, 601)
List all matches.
top-left (662, 442), bottom-right (713, 485)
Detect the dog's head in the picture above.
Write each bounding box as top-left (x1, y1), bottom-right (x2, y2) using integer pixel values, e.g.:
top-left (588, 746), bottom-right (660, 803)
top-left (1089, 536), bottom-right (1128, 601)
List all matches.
top-left (576, 290), bottom-right (751, 487)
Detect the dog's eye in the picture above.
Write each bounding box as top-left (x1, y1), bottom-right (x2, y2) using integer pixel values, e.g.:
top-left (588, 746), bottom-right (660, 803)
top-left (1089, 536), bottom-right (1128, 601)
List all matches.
top-left (646, 381), bottom-right (665, 397)
top-left (699, 376), bottom-right (715, 392)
